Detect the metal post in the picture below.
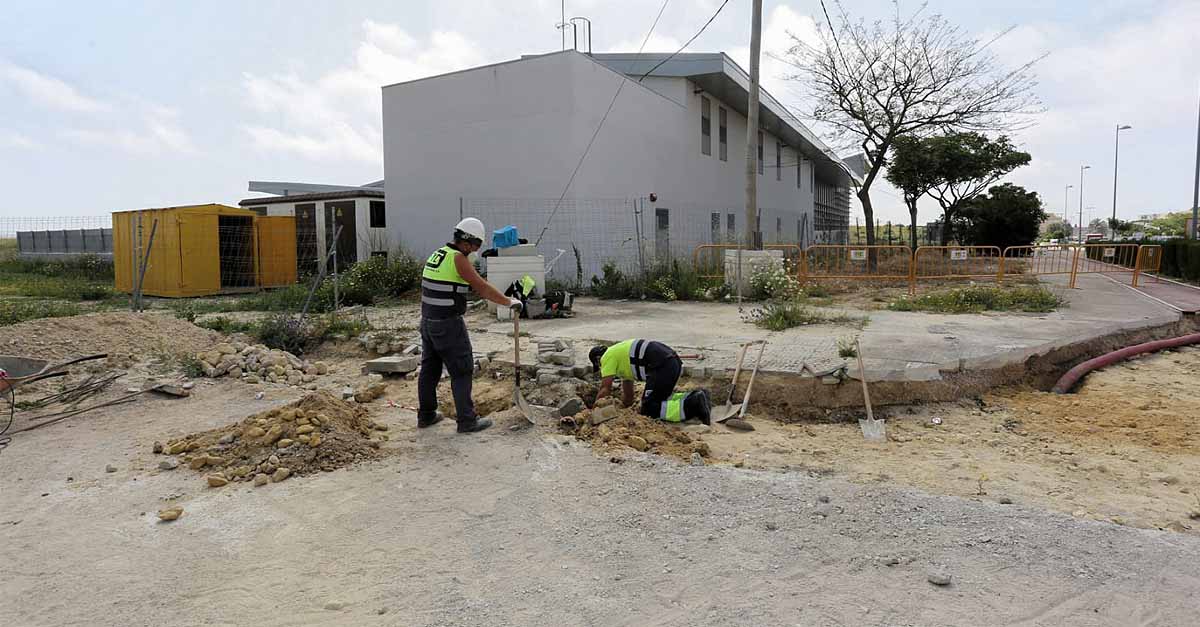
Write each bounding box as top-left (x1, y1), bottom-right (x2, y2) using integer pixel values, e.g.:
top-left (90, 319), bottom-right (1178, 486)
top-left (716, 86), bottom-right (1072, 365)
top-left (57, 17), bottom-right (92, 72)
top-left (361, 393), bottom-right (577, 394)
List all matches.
top-left (459, 196), bottom-right (464, 220)
top-left (1193, 84), bottom-right (1200, 239)
top-left (1064, 184), bottom-right (1073, 226)
top-left (331, 237), bottom-right (339, 319)
top-left (134, 220), bottom-right (159, 312)
top-left (1112, 124), bottom-right (1131, 222)
top-left (1078, 165), bottom-right (1090, 244)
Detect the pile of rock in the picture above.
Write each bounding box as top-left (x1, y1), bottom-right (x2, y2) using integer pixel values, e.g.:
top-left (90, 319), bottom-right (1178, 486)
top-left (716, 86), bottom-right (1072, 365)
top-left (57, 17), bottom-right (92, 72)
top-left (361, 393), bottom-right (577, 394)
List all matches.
top-left (535, 339), bottom-right (589, 383)
top-left (193, 341), bottom-right (329, 388)
top-left (358, 331), bottom-right (419, 356)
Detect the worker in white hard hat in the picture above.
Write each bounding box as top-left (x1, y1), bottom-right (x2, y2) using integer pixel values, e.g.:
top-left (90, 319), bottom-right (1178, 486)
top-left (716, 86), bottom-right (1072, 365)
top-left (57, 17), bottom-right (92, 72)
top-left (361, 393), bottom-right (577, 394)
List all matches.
top-left (417, 217), bottom-right (523, 433)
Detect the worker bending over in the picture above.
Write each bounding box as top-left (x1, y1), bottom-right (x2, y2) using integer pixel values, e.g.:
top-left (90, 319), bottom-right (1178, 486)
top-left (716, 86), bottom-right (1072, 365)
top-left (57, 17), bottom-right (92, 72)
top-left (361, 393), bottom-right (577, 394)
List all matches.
top-left (418, 217), bottom-right (523, 433)
top-left (589, 340), bottom-right (711, 425)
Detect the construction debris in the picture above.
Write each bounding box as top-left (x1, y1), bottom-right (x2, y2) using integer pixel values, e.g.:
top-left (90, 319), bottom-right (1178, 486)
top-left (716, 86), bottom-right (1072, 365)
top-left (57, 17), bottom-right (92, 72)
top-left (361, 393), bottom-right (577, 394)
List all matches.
top-left (193, 342), bottom-right (329, 387)
top-left (565, 401), bottom-right (711, 463)
top-left (156, 392), bottom-right (386, 487)
top-left (362, 355), bottom-right (418, 375)
top-left (157, 506), bottom-right (183, 522)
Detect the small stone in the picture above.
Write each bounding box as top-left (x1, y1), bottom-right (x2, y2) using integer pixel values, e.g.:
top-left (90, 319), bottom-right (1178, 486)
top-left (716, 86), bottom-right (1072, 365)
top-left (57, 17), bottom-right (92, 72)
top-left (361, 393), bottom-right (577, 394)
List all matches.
top-left (272, 467), bottom-right (291, 482)
top-left (558, 397), bottom-right (585, 417)
top-left (881, 557), bottom-right (900, 567)
top-left (998, 496), bottom-right (1013, 505)
top-left (181, 381), bottom-right (195, 390)
top-left (253, 473), bottom-right (270, 487)
top-left (296, 425), bottom-right (315, 435)
top-left (341, 387), bottom-right (355, 400)
top-left (158, 458), bottom-right (180, 471)
top-left (626, 436), bottom-right (649, 452)
top-left (218, 434), bottom-right (236, 445)
top-left (1149, 472), bottom-right (1180, 485)
top-left (537, 373), bottom-right (560, 386)
top-left (297, 435), bottom-right (310, 444)
top-left (375, 607), bottom-right (389, 615)
top-left (188, 456), bottom-right (209, 470)
top-left (323, 601), bottom-right (346, 611)
top-left (165, 441), bottom-right (189, 455)
top-left (927, 571), bottom-right (952, 586)
top-left (277, 439), bottom-right (294, 449)
top-left (265, 426), bottom-right (284, 444)
top-left (690, 452), bottom-right (704, 466)
top-left (309, 435), bottom-right (321, 447)
top-left (817, 495), bottom-right (831, 504)
top-left (765, 521), bottom-right (778, 531)
top-left (152, 441), bottom-right (164, 454)
top-left (268, 455), bottom-right (280, 466)
top-left (245, 427), bottom-right (266, 439)
top-left (157, 506), bottom-right (183, 522)
top-left (246, 375), bottom-right (260, 384)
top-left (206, 474), bottom-right (229, 488)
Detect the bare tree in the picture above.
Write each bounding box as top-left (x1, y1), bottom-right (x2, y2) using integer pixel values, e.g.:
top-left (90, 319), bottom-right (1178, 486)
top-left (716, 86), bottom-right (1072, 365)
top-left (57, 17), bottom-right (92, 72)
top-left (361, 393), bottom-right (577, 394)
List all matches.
top-left (783, 0), bottom-right (1042, 248)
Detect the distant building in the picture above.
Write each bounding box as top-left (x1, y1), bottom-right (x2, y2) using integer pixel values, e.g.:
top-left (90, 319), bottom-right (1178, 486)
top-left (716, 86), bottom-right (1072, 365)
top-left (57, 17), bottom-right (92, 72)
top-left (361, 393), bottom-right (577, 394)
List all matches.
top-left (239, 180), bottom-right (387, 273)
top-left (380, 50), bottom-right (856, 280)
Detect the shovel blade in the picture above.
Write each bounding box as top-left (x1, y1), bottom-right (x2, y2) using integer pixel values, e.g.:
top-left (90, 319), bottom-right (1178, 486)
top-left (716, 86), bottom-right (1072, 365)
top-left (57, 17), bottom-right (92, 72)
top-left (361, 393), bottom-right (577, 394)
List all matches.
top-left (513, 387), bottom-right (536, 424)
top-left (714, 403), bottom-right (741, 423)
top-left (859, 418), bottom-right (886, 442)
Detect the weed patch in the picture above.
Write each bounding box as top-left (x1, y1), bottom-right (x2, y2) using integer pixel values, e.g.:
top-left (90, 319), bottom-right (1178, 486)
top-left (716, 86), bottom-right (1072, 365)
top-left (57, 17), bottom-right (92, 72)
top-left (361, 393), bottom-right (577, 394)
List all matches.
top-left (742, 300), bottom-right (867, 331)
top-left (888, 285), bottom-right (1062, 314)
top-left (0, 300), bottom-right (82, 326)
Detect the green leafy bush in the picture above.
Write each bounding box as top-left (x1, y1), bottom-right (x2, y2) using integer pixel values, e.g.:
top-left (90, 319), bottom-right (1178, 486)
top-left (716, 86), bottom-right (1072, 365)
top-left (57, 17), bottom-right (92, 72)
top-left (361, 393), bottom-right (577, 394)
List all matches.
top-left (888, 285), bottom-right (1062, 314)
top-left (742, 300), bottom-right (863, 331)
top-left (749, 263), bottom-right (802, 300)
top-left (0, 300), bottom-right (81, 326)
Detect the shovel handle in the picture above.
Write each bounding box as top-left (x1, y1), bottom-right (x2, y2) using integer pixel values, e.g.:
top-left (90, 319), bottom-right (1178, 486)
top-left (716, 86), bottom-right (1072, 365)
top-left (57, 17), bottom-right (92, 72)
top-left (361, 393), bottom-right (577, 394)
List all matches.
top-left (854, 339), bottom-right (873, 421)
top-left (738, 340), bottom-right (767, 418)
top-left (512, 312), bottom-right (521, 387)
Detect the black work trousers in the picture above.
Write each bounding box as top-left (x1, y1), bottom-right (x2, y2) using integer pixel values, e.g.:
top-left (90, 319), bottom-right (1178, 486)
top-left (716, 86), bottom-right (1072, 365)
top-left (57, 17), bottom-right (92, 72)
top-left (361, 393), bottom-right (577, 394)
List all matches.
top-left (417, 316), bottom-right (476, 423)
top-left (638, 354), bottom-right (682, 419)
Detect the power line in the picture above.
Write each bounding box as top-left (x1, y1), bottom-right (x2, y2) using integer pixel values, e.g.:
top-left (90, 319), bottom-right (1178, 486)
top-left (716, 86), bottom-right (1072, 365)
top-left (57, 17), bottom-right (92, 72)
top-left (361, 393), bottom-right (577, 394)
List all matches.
top-left (536, 0), bottom-right (672, 246)
top-left (637, 0), bottom-right (732, 82)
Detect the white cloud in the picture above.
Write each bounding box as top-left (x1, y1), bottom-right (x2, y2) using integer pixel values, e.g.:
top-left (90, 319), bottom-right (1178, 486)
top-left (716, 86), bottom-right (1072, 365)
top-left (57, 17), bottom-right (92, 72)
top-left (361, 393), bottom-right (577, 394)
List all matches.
top-left (729, 5), bottom-right (819, 108)
top-left (0, 131), bottom-right (40, 150)
top-left (0, 60), bottom-right (108, 113)
top-left (240, 20), bottom-right (486, 165)
top-left (60, 108), bottom-right (197, 155)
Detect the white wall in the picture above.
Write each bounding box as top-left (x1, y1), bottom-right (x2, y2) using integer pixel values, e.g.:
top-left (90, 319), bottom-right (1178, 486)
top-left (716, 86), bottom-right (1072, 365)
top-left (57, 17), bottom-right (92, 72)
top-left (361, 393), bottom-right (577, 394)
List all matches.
top-left (382, 50), bottom-right (826, 279)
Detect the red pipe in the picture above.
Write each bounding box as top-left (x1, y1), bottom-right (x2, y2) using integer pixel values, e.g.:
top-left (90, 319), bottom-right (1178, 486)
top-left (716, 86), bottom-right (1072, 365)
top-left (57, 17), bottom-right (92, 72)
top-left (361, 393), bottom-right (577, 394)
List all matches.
top-left (1052, 332), bottom-right (1200, 394)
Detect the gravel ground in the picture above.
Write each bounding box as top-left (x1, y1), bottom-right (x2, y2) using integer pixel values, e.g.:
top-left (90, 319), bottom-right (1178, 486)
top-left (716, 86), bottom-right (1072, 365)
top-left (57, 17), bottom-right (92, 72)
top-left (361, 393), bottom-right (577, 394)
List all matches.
top-left (2, 380), bottom-right (1198, 626)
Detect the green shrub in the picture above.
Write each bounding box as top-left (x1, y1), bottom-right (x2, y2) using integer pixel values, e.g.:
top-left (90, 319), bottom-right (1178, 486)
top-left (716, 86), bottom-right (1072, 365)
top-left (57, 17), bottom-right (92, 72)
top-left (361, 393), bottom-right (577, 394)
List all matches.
top-left (1160, 239), bottom-right (1200, 282)
top-left (742, 300), bottom-right (865, 331)
top-left (590, 259), bottom-right (721, 301)
top-left (749, 263), bottom-right (802, 300)
top-left (197, 316), bottom-right (256, 335)
top-left (179, 354), bottom-right (207, 378)
top-left (888, 285), bottom-right (1062, 314)
top-left (0, 300), bottom-right (81, 326)
top-left (254, 314), bottom-right (322, 354)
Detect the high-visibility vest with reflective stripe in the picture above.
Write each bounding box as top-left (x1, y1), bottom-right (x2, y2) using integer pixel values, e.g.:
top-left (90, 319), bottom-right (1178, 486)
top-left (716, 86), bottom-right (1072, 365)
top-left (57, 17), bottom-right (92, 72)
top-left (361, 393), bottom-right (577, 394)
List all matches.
top-left (660, 391), bottom-right (688, 422)
top-left (421, 244), bottom-right (471, 318)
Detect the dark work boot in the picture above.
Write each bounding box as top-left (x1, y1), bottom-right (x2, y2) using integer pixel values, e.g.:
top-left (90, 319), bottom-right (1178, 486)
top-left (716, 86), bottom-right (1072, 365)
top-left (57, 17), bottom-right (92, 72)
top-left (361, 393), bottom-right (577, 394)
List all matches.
top-left (417, 412), bottom-right (445, 429)
top-left (685, 389), bottom-right (713, 426)
top-left (456, 417), bottom-right (493, 433)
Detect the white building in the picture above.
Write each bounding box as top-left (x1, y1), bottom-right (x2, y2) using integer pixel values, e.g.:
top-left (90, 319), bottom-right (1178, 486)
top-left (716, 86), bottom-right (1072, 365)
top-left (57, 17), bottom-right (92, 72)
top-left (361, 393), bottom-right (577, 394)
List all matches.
top-left (239, 180), bottom-right (389, 273)
top-left (381, 50), bottom-right (854, 280)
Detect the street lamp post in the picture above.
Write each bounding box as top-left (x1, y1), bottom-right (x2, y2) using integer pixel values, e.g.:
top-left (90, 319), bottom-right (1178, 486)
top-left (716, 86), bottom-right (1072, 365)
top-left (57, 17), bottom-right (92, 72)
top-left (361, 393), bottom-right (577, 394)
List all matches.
top-left (1111, 124), bottom-right (1132, 223)
top-left (1064, 184), bottom-right (1073, 225)
top-left (1078, 165), bottom-right (1091, 243)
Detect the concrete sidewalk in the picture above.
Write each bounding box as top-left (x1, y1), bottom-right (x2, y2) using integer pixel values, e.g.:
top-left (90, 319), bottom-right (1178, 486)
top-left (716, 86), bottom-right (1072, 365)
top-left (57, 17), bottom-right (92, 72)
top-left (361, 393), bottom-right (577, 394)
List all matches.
top-left (472, 273), bottom-right (1181, 383)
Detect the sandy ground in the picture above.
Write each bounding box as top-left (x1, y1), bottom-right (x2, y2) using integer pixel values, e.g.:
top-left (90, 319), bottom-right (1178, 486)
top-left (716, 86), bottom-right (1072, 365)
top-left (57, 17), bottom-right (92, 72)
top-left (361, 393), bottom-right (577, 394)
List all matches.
top-left (3, 314), bottom-right (1200, 625)
top-left (697, 345), bottom-right (1200, 534)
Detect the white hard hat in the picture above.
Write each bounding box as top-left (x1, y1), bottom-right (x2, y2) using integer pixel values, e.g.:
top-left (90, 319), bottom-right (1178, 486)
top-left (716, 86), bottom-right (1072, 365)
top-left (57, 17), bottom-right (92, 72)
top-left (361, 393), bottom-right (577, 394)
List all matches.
top-left (454, 217), bottom-right (486, 242)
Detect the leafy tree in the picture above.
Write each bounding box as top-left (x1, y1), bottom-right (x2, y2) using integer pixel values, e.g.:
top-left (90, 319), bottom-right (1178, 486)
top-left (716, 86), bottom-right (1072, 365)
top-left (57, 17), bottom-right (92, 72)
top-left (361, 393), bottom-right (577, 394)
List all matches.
top-left (1044, 221), bottom-right (1073, 241)
top-left (1143, 212), bottom-right (1190, 237)
top-left (884, 135), bottom-right (942, 250)
top-left (957, 183), bottom-right (1046, 249)
top-left (785, 1), bottom-right (1041, 249)
top-left (924, 133), bottom-right (1031, 244)
top-left (1107, 217), bottom-right (1135, 236)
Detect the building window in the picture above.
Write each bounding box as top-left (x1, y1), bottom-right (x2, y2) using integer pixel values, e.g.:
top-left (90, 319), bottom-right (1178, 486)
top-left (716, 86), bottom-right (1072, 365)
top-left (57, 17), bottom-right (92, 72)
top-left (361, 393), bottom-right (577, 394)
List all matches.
top-left (710, 212), bottom-right (720, 244)
top-left (757, 131), bottom-right (763, 175)
top-left (776, 217), bottom-right (782, 242)
top-left (369, 200), bottom-right (386, 228)
top-left (700, 96), bottom-right (711, 157)
top-left (775, 142), bottom-right (782, 181)
top-left (797, 157), bottom-right (803, 189)
top-left (811, 166), bottom-right (815, 190)
top-left (718, 107), bottom-right (727, 161)
top-left (655, 208), bottom-right (670, 258)
top-left (248, 206), bottom-right (268, 216)
top-left (727, 213), bottom-right (735, 242)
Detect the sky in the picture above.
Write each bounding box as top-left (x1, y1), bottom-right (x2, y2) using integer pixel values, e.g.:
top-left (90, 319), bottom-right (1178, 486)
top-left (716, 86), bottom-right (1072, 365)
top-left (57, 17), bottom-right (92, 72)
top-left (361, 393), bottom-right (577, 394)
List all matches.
top-left (2, 0), bottom-right (1198, 228)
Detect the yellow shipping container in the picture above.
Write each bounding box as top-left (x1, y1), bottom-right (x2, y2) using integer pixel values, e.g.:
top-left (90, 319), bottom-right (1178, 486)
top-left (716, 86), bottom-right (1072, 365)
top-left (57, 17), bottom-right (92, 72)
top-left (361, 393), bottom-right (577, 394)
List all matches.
top-left (113, 204), bottom-right (297, 297)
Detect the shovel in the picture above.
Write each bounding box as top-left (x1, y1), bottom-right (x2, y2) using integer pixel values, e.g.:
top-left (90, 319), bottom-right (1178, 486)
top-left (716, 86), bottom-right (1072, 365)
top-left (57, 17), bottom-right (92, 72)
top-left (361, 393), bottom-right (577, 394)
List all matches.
top-left (854, 339), bottom-right (885, 442)
top-left (717, 341), bottom-right (766, 430)
top-left (510, 305), bottom-right (536, 424)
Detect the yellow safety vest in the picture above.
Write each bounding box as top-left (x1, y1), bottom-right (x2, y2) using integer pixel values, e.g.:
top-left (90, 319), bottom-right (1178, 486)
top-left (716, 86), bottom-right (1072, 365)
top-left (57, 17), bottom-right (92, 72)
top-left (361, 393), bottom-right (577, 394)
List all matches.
top-left (421, 244), bottom-right (470, 317)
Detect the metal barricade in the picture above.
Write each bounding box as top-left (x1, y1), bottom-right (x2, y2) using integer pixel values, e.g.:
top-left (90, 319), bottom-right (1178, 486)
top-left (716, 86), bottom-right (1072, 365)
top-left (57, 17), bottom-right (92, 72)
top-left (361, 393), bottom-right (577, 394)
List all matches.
top-left (1133, 244), bottom-right (1163, 287)
top-left (802, 245), bottom-right (913, 284)
top-left (911, 246), bottom-right (1003, 293)
top-left (1071, 243), bottom-right (1139, 288)
top-left (692, 244), bottom-right (738, 280)
top-left (1000, 244), bottom-right (1079, 282)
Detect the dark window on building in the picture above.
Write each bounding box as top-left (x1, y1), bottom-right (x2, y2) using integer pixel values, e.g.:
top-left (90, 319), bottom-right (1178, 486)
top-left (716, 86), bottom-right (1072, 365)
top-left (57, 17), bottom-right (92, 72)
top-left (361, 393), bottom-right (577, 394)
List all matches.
top-left (718, 107), bottom-right (727, 161)
top-left (775, 142), bottom-right (782, 181)
top-left (369, 200), bottom-right (386, 228)
top-left (710, 212), bottom-right (720, 244)
top-left (797, 157), bottom-right (803, 189)
top-left (727, 213), bottom-right (735, 242)
top-left (776, 217), bottom-right (782, 241)
top-left (655, 208), bottom-right (670, 258)
top-left (757, 131), bottom-right (763, 175)
top-left (700, 96), bottom-right (711, 156)
top-left (248, 206), bottom-right (268, 217)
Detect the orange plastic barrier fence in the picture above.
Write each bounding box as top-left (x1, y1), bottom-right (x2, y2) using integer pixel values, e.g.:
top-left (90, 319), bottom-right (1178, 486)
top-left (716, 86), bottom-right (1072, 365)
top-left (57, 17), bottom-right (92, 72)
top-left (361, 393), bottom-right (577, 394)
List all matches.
top-left (1133, 245), bottom-right (1162, 287)
top-left (1071, 243), bottom-right (1139, 288)
top-left (911, 246), bottom-right (1003, 293)
top-left (1000, 245), bottom-right (1079, 280)
top-left (802, 245), bottom-right (913, 283)
top-left (691, 244), bottom-right (803, 280)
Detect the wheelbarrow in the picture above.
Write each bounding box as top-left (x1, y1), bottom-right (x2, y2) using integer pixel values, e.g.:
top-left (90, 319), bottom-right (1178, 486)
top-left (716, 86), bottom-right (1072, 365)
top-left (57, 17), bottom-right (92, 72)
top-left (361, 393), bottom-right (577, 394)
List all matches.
top-left (0, 354), bottom-right (108, 395)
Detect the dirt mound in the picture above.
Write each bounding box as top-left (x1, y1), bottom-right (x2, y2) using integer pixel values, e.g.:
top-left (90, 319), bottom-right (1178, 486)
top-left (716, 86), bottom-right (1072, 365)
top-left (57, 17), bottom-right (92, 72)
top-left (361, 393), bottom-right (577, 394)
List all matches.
top-left (1, 311), bottom-right (221, 362)
top-left (566, 404), bottom-right (711, 462)
top-left (157, 392), bottom-right (389, 486)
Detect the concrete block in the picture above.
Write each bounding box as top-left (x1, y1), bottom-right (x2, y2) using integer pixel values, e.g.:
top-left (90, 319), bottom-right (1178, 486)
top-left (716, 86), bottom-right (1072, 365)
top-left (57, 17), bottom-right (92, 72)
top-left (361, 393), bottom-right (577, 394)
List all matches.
top-left (364, 355), bottom-right (419, 375)
top-left (547, 351), bottom-right (573, 366)
top-left (571, 365), bottom-right (591, 378)
top-left (537, 373), bottom-right (560, 386)
top-left (403, 344), bottom-right (420, 355)
top-left (591, 405), bottom-right (619, 425)
top-left (559, 397), bottom-right (585, 417)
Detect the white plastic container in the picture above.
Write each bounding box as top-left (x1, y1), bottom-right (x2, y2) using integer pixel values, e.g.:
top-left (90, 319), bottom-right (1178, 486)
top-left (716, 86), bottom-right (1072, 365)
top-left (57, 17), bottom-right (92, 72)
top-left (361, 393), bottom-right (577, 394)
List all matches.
top-left (486, 255), bottom-right (546, 320)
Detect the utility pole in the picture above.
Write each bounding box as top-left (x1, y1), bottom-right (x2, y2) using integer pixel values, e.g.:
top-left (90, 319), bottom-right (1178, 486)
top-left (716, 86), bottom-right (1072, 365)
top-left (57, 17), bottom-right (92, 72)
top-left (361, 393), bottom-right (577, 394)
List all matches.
top-left (1063, 184), bottom-right (1073, 225)
top-left (1111, 124), bottom-right (1131, 222)
top-left (743, 0), bottom-right (762, 251)
top-left (1078, 165), bottom-right (1090, 244)
top-left (1193, 84), bottom-right (1200, 239)
top-left (736, 0), bottom-right (762, 306)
